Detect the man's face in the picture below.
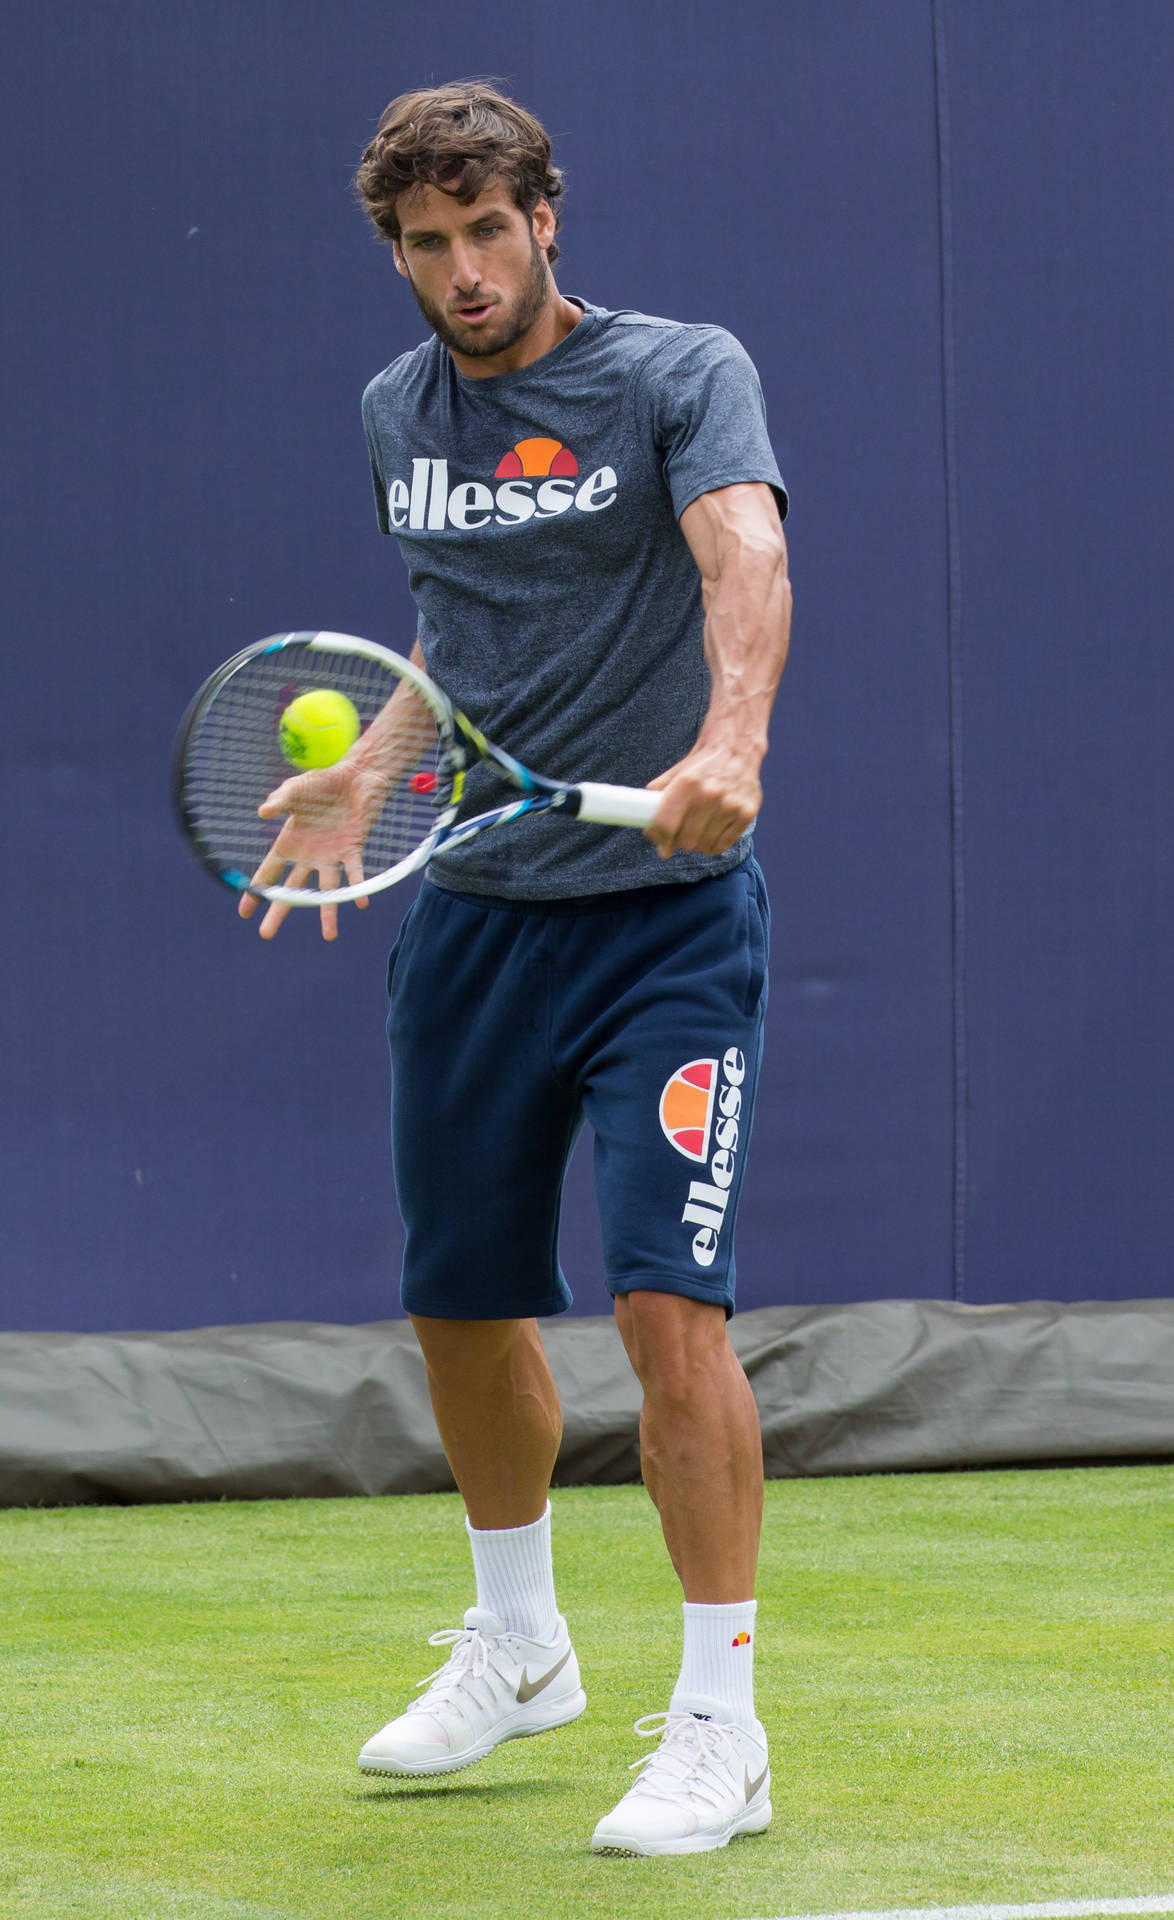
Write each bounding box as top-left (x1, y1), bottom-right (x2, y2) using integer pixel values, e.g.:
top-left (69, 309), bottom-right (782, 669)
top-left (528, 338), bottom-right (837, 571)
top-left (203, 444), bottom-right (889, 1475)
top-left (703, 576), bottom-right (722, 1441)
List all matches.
top-left (393, 179), bottom-right (555, 361)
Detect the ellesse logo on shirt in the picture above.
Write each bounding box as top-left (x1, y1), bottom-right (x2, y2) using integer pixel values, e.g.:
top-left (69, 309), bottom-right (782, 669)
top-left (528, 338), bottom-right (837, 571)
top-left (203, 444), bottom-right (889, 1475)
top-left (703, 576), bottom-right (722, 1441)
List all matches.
top-left (386, 436), bottom-right (618, 531)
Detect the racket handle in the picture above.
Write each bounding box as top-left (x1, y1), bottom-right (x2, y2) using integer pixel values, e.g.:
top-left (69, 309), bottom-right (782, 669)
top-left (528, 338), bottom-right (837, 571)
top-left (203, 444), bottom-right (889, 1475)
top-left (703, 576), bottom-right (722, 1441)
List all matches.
top-left (574, 781), bottom-right (663, 829)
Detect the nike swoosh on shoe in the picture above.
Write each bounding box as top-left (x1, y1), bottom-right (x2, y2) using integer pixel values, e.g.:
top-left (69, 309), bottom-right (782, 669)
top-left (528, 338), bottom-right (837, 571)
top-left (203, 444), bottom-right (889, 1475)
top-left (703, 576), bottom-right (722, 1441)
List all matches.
top-left (744, 1762), bottom-right (769, 1800)
top-left (516, 1645), bottom-right (572, 1703)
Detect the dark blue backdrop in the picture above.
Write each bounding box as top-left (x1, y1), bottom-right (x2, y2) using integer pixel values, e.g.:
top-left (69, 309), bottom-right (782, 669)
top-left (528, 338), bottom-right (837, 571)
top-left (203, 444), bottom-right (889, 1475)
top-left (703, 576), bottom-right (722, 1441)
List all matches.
top-left (2, 1), bottom-right (1171, 1333)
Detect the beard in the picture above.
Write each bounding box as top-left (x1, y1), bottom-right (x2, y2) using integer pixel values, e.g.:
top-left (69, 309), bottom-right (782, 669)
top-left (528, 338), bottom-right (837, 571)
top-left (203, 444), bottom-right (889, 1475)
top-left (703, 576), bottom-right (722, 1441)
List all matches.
top-left (407, 234), bottom-right (552, 358)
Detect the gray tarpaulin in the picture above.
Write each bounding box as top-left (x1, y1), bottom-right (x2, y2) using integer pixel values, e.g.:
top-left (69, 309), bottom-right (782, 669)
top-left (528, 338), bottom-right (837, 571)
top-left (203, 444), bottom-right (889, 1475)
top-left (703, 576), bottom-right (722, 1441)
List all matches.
top-left (1, 1300), bottom-right (1171, 1508)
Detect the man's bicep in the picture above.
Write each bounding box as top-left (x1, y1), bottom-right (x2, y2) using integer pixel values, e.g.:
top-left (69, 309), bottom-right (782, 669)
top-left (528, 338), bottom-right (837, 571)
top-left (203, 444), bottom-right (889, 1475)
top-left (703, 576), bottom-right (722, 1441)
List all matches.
top-left (642, 326), bottom-right (787, 521)
top-left (679, 483), bottom-right (789, 585)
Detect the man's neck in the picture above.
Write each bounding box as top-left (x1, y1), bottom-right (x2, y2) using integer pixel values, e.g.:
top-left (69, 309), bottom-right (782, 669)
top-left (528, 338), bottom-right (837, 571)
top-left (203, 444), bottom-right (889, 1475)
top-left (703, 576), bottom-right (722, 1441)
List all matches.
top-left (449, 294), bottom-right (583, 380)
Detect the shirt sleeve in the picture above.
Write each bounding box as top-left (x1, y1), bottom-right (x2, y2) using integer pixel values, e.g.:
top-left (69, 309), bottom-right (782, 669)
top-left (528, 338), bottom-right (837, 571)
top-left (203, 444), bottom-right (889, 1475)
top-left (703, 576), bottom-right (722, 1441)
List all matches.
top-left (361, 383), bottom-right (392, 535)
top-left (638, 326), bottom-right (788, 524)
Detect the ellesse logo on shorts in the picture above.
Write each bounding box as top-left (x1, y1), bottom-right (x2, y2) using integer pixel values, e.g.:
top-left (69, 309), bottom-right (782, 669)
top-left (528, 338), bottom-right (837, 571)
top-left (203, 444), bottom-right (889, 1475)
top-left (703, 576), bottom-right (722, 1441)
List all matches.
top-left (385, 436), bottom-right (618, 531)
top-left (659, 1048), bottom-right (747, 1269)
top-left (658, 1059), bottom-right (718, 1162)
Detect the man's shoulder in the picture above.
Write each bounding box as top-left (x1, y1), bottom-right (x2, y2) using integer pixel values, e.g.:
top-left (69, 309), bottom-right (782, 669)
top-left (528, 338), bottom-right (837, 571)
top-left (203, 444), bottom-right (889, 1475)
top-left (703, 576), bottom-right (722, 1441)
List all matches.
top-left (590, 303), bottom-right (743, 357)
top-left (585, 305), bottom-right (759, 394)
top-left (362, 336), bottom-right (443, 421)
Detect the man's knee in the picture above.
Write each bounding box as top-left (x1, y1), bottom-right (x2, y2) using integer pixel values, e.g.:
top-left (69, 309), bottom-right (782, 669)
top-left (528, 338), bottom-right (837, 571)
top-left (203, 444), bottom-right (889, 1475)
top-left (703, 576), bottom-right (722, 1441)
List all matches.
top-left (410, 1313), bottom-right (540, 1385)
top-left (614, 1290), bottom-right (729, 1397)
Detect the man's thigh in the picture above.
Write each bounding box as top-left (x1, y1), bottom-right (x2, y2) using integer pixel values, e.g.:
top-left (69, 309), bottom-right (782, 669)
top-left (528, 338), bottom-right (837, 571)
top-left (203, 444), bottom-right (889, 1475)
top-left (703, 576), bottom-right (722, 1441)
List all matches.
top-left (386, 886), bottom-right (579, 1319)
top-left (573, 860), bottom-right (770, 1316)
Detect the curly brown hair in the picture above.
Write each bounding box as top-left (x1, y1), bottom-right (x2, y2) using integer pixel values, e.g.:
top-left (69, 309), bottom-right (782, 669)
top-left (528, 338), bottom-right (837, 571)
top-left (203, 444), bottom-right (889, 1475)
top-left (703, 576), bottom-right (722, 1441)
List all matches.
top-left (355, 81), bottom-right (565, 264)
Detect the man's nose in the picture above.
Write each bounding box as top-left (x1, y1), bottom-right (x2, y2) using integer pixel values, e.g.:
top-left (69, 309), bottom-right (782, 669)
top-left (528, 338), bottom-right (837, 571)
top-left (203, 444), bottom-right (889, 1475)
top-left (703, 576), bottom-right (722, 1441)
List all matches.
top-left (450, 243), bottom-right (480, 290)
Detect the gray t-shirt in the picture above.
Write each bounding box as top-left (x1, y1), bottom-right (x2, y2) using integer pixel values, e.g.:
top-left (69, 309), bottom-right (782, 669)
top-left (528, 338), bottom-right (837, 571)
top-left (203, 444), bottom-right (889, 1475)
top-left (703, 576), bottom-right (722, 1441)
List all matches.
top-left (361, 300), bottom-right (787, 898)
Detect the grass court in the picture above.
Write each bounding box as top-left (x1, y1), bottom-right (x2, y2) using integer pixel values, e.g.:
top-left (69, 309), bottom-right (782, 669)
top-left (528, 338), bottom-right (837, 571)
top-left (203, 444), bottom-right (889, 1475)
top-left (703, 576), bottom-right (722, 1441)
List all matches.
top-left (2, 1465), bottom-right (1169, 1920)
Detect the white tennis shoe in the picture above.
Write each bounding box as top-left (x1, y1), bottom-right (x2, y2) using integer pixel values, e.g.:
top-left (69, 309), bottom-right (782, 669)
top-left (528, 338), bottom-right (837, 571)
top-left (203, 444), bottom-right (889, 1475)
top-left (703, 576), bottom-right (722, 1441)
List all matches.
top-left (358, 1607), bottom-right (586, 1777)
top-left (590, 1701), bottom-right (772, 1856)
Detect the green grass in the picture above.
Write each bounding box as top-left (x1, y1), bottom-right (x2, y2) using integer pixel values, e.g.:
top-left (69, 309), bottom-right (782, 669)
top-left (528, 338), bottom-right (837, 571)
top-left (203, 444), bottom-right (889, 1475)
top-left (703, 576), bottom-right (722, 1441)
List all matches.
top-left (1, 1468), bottom-right (1170, 1920)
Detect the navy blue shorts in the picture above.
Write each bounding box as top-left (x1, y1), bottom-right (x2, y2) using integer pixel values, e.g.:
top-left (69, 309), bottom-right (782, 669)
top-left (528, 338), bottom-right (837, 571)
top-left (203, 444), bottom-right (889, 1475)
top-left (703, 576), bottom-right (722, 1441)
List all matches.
top-left (385, 858), bottom-right (770, 1320)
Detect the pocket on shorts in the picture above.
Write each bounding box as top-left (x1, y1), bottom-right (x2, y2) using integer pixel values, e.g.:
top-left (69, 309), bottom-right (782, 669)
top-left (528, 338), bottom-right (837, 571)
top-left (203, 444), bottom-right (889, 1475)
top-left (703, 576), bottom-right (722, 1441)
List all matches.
top-left (385, 901), bottom-right (417, 998)
top-left (743, 869), bottom-right (770, 1016)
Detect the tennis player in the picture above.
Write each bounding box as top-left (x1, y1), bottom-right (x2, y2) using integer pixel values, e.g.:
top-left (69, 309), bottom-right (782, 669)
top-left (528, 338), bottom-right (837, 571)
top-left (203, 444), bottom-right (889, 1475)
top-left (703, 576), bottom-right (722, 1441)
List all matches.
top-left (242, 81), bottom-right (792, 1856)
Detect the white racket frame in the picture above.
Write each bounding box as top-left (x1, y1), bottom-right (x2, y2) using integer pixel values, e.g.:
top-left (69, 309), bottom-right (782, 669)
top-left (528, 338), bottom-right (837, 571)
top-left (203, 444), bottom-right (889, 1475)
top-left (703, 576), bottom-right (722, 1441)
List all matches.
top-left (190, 630), bottom-right (662, 909)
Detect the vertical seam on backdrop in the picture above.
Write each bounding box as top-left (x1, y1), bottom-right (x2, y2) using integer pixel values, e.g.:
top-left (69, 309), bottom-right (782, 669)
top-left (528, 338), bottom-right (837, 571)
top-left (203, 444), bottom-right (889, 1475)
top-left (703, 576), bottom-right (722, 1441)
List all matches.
top-left (932, 0), bottom-right (969, 1303)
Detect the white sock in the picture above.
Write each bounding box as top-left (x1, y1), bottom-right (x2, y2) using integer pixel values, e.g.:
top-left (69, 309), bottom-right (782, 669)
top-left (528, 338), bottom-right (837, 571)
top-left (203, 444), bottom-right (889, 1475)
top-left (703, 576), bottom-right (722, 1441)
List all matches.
top-left (465, 1501), bottom-right (560, 1642)
top-left (670, 1599), bottom-right (758, 1730)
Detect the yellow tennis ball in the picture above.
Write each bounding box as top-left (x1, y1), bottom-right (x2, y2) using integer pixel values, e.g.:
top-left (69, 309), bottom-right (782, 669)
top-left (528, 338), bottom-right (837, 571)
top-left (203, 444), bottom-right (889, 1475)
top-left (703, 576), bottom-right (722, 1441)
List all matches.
top-left (279, 689), bottom-right (361, 770)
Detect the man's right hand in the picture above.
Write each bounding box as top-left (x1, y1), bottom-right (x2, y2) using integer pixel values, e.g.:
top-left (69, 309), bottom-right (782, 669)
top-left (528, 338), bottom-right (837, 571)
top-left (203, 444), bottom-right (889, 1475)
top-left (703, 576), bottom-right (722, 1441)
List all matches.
top-left (238, 757), bottom-right (387, 942)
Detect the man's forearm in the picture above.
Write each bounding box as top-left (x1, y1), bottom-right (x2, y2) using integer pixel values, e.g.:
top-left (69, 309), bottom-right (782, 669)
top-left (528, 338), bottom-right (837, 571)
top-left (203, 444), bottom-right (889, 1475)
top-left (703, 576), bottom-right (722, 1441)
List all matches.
top-left (349, 635), bottom-right (435, 784)
top-left (646, 484), bottom-right (791, 858)
top-left (697, 528), bottom-right (791, 764)
top-left (680, 482), bottom-right (791, 765)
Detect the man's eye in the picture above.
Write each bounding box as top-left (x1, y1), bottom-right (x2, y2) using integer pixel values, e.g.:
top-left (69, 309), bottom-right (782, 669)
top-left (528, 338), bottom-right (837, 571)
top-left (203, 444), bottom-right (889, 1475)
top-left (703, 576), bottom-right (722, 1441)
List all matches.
top-left (476, 226), bottom-right (500, 238)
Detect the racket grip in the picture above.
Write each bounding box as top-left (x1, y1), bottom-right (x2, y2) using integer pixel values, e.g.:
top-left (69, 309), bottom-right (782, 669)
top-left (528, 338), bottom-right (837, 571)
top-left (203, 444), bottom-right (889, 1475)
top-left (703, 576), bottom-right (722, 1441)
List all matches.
top-left (574, 782), bottom-right (663, 829)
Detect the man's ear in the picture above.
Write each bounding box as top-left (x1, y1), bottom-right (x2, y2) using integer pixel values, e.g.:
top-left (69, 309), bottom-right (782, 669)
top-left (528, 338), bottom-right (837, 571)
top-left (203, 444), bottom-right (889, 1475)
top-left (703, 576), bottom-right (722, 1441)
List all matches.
top-left (392, 241), bottom-right (409, 280)
top-left (530, 199), bottom-right (556, 254)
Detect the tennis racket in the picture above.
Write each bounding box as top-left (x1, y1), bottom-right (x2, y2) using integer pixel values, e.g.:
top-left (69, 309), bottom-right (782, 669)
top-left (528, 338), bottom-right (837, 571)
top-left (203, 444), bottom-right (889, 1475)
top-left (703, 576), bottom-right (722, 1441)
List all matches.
top-left (172, 629), bottom-right (663, 907)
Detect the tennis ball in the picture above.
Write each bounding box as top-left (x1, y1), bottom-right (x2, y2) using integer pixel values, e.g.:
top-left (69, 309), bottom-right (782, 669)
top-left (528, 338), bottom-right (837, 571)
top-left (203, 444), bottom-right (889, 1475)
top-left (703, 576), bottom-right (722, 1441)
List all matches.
top-left (279, 689), bottom-right (361, 770)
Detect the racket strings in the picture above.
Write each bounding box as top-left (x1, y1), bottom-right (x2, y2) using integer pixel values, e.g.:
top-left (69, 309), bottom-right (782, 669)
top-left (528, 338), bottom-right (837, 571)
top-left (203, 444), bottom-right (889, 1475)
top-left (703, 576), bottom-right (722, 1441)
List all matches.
top-left (183, 648), bottom-right (451, 888)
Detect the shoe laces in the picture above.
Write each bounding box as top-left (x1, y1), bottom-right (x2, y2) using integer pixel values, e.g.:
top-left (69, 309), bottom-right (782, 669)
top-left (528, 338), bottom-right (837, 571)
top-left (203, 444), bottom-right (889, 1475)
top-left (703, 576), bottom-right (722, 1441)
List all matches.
top-left (625, 1713), bottom-right (740, 1813)
top-left (404, 1625), bottom-right (502, 1726)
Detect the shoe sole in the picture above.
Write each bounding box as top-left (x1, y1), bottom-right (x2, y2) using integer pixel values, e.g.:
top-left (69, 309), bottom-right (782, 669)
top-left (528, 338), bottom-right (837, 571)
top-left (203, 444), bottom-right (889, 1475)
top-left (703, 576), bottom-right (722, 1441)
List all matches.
top-left (358, 1687), bottom-right (587, 1779)
top-left (590, 1796), bottom-right (772, 1856)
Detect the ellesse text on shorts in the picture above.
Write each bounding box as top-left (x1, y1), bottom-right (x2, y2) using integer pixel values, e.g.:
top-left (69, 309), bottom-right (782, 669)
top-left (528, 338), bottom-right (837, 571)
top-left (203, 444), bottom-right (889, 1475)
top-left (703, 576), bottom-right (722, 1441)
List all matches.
top-left (680, 1046), bottom-right (746, 1269)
